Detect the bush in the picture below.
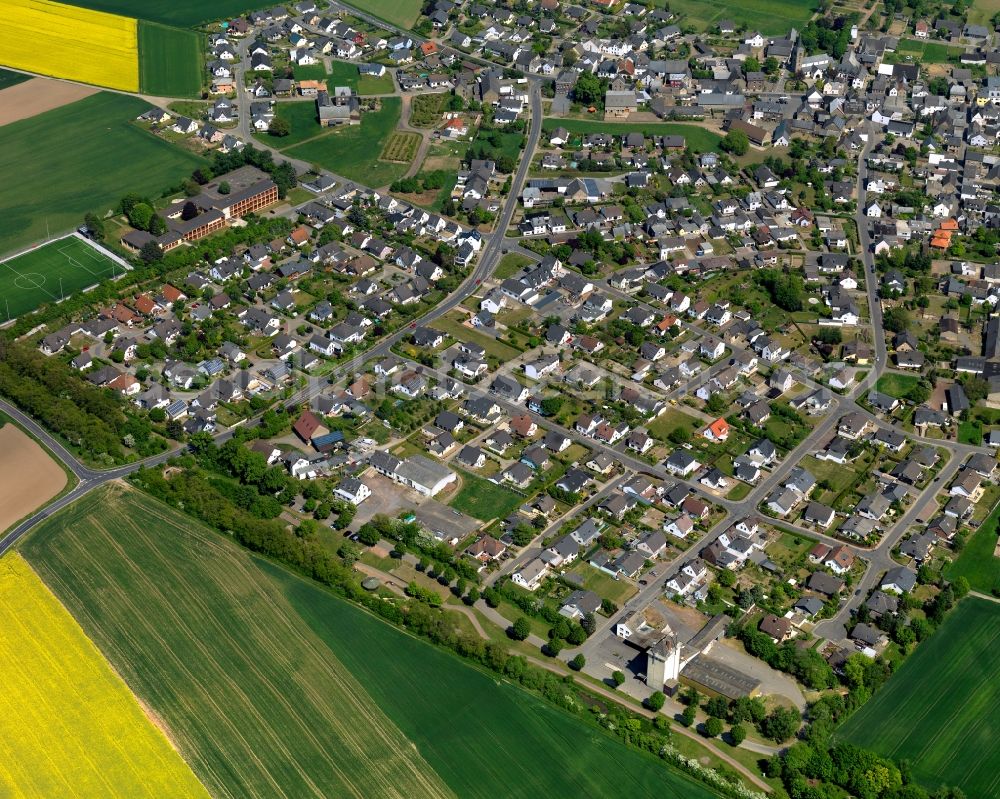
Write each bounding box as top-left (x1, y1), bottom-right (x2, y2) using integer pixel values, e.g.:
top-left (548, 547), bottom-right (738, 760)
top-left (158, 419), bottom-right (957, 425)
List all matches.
top-left (510, 617), bottom-right (531, 641)
top-left (570, 654), bottom-right (586, 671)
top-left (645, 691), bottom-right (666, 711)
top-left (612, 670), bottom-right (626, 687)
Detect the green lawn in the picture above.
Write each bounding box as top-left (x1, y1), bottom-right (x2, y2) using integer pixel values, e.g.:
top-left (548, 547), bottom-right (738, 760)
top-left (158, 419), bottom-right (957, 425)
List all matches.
top-left (891, 38), bottom-right (964, 64)
top-left (664, 0), bottom-right (815, 34)
top-left (839, 597), bottom-right (1000, 797)
top-left (495, 253), bottom-right (533, 280)
top-left (449, 471), bottom-right (525, 521)
top-left (945, 502), bottom-right (1000, 593)
top-left (55, 0), bottom-right (273, 27)
top-left (261, 101), bottom-right (322, 148)
top-left (139, 21), bottom-right (202, 97)
top-left (23, 485), bottom-right (722, 799)
top-left (568, 562), bottom-right (638, 606)
top-left (434, 314), bottom-right (523, 361)
top-left (284, 97), bottom-right (410, 187)
top-left (0, 67), bottom-right (29, 89)
top-left (544, 119), bottom-right (721, 151)
top-left (337, 0), bottom-right (423, 28)
top-left (958, 420), bottom-right (983, 445)
top-left (0, 92), bottom-right (203, 257)
top-left (648, 408), bottom-right (702, 442)
top-left (875, 373), bottom-right (919, 399)
top-left (0, 236), bottom-right (124, 320)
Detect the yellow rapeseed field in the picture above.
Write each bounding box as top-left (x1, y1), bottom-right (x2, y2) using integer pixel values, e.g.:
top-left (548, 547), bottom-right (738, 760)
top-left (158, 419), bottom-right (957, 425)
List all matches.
top-left (0, 554), bottom-right (210, 799)
top-left (0, 0), bottom-right (139, 91)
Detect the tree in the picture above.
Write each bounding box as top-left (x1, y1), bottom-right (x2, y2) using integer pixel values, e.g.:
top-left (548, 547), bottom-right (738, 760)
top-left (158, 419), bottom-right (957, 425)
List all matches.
top-left (705, 393), bottom-right (728, 414)
top-left (882, 306), bottom-right (911, 333)
top-left (357, 524), bottom-right (380, 546)
top-left (570, 654), bottom-right (586, 671)
top-left (681, 704), bottom-right (697, 727)
top-left (127, 202), bottom-right (154, 231)
top-left (540, 396), bottom-right (564, 416)
top-left (83, 212), bottom-right (105, 241)
top-left (729, 723), bottom-right (747, 746)
top-left (720, 129), bottom-right (749, 156)
top-left (760, 707), bottom-right (800, 742)
top-left (268, 116), bottom-right (291, 137)
top-left (705, 716), bottom-right (724, 738)
top-left (668, 425), bottom-right (691, 445)
top-left (180, 201), bottom-right (199, 221)
top-left (612, 670), bottom-right (626, 687)
top-left (139, 241), bottom-right (163, 263)
top-left (645, 691), bottom-right (666, 711)
top-left (510, 617), bottom-right (531, 641)
top-left (572, 72), bottom-right (603, 106)
top-left (218, 180), bottom-right (231, 195)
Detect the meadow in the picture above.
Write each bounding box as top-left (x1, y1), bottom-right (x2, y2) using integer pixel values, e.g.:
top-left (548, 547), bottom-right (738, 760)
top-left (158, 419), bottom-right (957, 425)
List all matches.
top-left (339, 0), bottom-right (423, 28)
top-left (449, 471), bottom-right (525, 521)
top-left (53, 0), bottom-right (272, 27)
top-left (0, 0), bottom-right (138, 91)
top-left (839, 597), bottom-right (1000, 797)
top-left (284, 97), bottom-right (412, 186)
top-left (23, 486), bottom-right (455, 799)
top-left (945, 502), bottom-right (1000, 593)
top-left (874, 372), bottom-right (920, 399)
top-left (24, 484), bottom-right (722, 799)
top-left (0, 236), bottom-right (123, 320)
top-left (0, 553), bottom-right (209, 799)
top-left (544, 118), bottom-right (722, 151)
top-left (665, 0), bottom-right (816, 34)
top-left (0, 92), bottom-right (203, 256)
top-left (139, 21), bottom-right (202, 97)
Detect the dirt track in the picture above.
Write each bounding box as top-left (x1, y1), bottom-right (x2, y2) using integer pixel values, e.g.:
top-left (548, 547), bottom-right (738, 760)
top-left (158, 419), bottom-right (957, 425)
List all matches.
top-left (0, 424), bottom-right (66, 532)
top-left (0, 77), bottom-right (97, 127)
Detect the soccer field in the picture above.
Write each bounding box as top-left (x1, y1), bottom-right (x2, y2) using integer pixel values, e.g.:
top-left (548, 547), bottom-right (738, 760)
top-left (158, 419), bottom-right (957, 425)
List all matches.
top-left (839, 597), bottom-right (1000, 797)
top-left (0, 236), bottom-right (123, 321)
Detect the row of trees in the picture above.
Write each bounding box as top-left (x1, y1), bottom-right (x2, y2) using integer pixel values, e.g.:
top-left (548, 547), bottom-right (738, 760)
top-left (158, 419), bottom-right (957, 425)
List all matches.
top-left (0, 341), bottom-right (161, 465)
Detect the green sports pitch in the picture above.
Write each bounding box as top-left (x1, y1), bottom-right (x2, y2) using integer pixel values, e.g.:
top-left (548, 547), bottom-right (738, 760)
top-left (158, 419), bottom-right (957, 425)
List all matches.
top-left (0, 236), bottom-right (124, 321)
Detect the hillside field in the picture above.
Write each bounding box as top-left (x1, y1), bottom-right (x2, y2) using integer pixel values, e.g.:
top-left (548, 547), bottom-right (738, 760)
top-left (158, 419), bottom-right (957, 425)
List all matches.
top-left (50, 0), bottom-right (273, 27)
top-left (339, 0), bottom-right (423, 28)
top-left (139, 21), bottom-right (202, 97)
top-left (0, 553), bottom-right (209, 799)
top-left (23, 486), bottom-right (453, 799)
top-left (665, 0), bottom-right (816, 34)
top-left (0, 92), bottom-right (203, 256)
top-left (945, 502), bottom-right (1000, 593)
top-left (839, 597), bottom-right (1000, 797)
top-left (23, 484), bottom-right (722, 799)
top-left (0, 0), bottom-right (138, 91)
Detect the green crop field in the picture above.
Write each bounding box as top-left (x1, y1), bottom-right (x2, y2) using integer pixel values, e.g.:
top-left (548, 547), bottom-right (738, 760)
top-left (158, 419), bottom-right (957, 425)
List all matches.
top-left (0, 67), bottom-right (30, 89)
top-left (449, 471), bottom-right (524, 521)
top-left (139, 21), bottom-right (202, 97)
top-left (58, 0), bottom-right (272, 27)
top-left (839, 597), bottom-right (1000, 797)
top-left (665, 0), bottom-right (816, 34)
top-left (339, 0), bottom-right (423, 28)
top-left (0, 92), bottom-right (203, 257)
top-left (283, 97), bottom-right (412, 187)
top-left (23, 485), bottom-right (722, 799)
top-left (0, 236), bottom-right (124, 320)
top-left (23, 487), bottom-right (455, 799)
top-left (945, 502), bottom-right (1000, 593)
top-left (544, 118), bottom-right (721, 151)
